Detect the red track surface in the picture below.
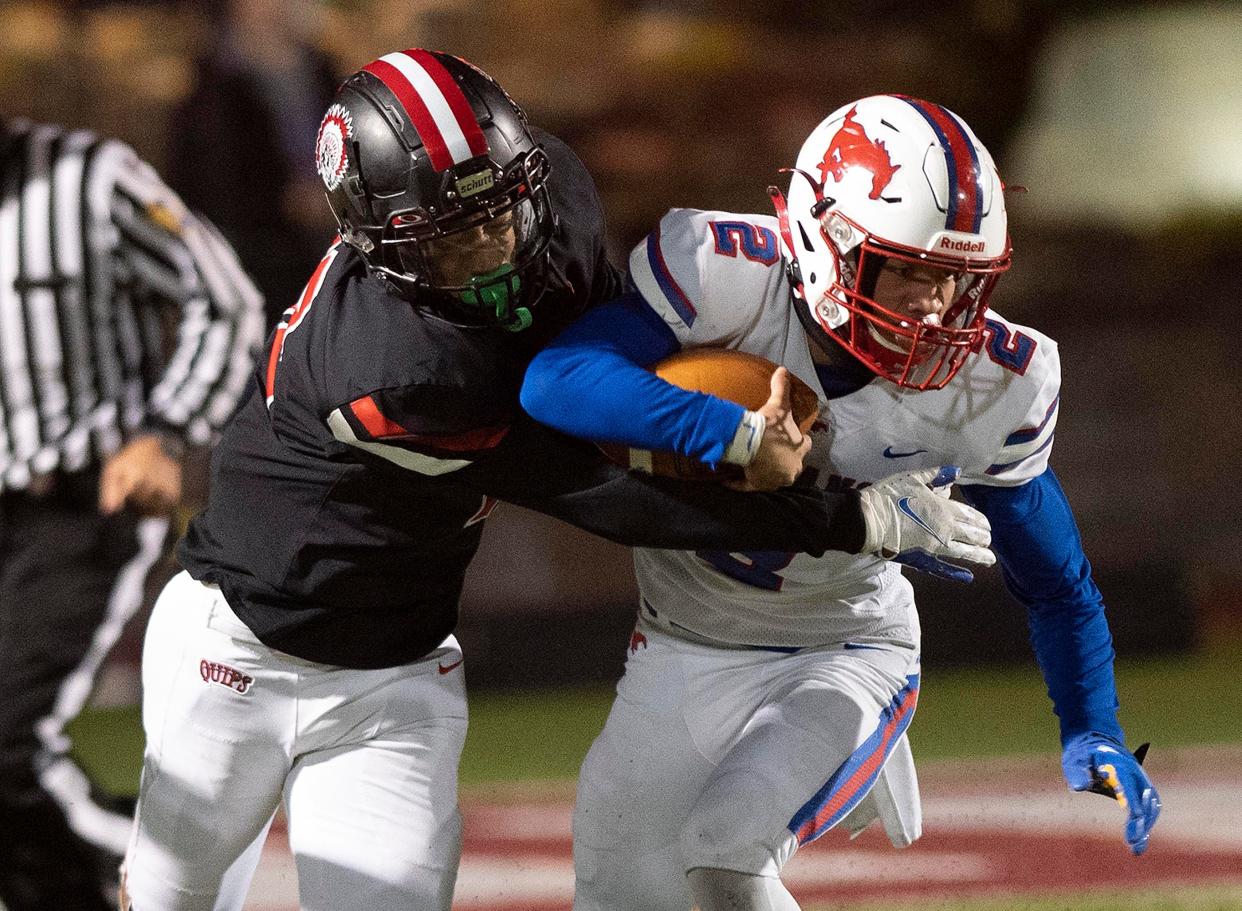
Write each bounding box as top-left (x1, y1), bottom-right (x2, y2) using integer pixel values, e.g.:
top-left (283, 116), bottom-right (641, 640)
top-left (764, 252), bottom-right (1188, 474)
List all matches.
top-left (242, 749), bottom-right (1242, 909)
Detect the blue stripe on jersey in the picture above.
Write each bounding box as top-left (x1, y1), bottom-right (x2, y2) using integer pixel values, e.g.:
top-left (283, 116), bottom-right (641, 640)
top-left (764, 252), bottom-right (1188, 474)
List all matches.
top-left (645, 224), bottom-right (698, 326)
top-left (986, 433), bottom-right (1054, 476)
top-left (900, 98), bottom-right (984, 234)
top-left (520, 293), bottom-right (746, 465)
top-left (960, 471), bottom-right (1123, 744)
top-left (787, 673), bottom-right (919, 845)
top-left (1005, 395), bottom-right (1059, 446)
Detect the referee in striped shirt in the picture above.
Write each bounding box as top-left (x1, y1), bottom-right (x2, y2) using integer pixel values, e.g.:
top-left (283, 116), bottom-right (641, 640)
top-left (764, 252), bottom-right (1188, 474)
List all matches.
top-left (0, 119), bottom-right (264, 909)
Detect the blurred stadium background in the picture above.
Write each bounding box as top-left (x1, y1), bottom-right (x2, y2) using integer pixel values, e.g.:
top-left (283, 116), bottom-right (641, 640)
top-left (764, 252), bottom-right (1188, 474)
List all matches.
top-left (3, 0), bottom-right (1241, 908)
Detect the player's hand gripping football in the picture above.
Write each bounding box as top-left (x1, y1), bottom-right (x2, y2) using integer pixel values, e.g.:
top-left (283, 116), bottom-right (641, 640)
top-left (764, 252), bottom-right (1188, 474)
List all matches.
top-left (857, 466), bottom-right (994, 582)
top-left (1062, 733), bottom-right (1161, 855)
top-left (727, 367), bottom-right (813, 492)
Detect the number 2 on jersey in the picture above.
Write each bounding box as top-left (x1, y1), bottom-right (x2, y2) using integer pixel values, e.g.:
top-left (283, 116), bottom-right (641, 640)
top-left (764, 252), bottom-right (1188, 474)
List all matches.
top-left (982, 318), bottom-right (1036, 375)
top-left (696, 549), bottom-right (795, 591)
top-left (710, 221), bottom-right (780, 266)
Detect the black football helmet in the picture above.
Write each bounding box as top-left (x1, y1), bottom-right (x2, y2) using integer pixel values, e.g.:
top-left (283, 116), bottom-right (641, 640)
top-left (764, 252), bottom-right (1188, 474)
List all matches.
top-left (316, 49), bottom-right (554, 331)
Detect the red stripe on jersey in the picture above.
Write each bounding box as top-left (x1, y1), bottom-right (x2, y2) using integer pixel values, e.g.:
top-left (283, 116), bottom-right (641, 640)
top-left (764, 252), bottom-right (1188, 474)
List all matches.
top-left (265, 245), bottom-right (339, 403)
top-left (363, 58), bottom-right (453, 171)
top-left (350, 395), bottom-right (411, 439)
top-left (350, 392), bottom-right (509, 450)
top-left (406, 49), bottom-right (488, 159)
top-left (264, 327), bottom-right (287, 405)
top-left (410, 423), bottom-right (510, 452)
top-left (464, 495), bottom-right (500, 527)
top-left (795, 685), bottom-right (918, 842)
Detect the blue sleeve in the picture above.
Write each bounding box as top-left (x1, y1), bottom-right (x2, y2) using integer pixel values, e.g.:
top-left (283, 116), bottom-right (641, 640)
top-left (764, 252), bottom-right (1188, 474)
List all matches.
top-left (960, 469), bottom-right (1124, 745)
top-left (521, 292), bottom-right (747, 466)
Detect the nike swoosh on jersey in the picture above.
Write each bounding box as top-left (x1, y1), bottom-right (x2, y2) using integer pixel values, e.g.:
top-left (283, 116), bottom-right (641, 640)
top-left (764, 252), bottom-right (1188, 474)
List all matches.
top-left (883, 446), bottom-right (929, 458)
top-left (896, 497), bottom-right (947, 545)
top-left (438, 658), bottom-right (464, 675)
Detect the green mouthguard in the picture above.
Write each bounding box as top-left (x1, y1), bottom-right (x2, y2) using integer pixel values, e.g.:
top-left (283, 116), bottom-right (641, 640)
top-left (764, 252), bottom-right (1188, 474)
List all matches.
top-left (458, 265), bottom-right (531, 331)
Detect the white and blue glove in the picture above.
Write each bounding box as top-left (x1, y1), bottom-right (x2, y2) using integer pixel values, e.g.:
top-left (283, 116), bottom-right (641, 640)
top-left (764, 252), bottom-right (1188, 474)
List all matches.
top-left (858, 467), bottom-right (994, 583)
top-left (1062, 733), bottom-right (1161, 855)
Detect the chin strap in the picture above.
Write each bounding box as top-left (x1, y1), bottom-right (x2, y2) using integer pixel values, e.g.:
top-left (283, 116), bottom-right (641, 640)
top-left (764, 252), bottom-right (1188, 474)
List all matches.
top-left (767, 184), bottom-right (804, 298)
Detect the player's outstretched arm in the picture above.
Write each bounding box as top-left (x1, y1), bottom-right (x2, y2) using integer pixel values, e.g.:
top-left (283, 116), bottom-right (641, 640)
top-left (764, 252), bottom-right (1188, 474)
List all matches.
top-left (456, 413), bottom-right (862, 556)
top-left (960, 470), bottom-right (1160, 855)
top-left (856, 467), bottom-right (995, 582)
top-left (1062, 735), bottom-right (1161, 855)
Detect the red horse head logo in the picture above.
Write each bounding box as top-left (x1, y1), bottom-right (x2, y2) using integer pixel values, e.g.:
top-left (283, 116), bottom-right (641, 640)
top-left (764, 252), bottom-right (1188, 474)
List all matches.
top-left (818, 106), bottom-right (901, 200)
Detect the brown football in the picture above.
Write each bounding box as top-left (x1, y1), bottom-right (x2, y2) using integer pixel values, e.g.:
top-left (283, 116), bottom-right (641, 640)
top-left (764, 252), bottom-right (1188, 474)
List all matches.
top-left (598, 348), bottom-right (820, 480)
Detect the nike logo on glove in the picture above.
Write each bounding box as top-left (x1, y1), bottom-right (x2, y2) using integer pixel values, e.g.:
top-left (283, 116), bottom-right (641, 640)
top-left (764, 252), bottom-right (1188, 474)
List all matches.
top-left (883, 446), bottom-right (928, 459)
top-left (897, 496), bottom-right (947, 546)
top-left (438, 658), bottom-right (464, 675)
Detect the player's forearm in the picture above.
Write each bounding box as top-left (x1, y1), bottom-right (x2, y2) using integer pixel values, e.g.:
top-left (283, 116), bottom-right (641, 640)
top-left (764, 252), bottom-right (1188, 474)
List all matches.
top-left (462, 415), bottom-right (864, 555)
top-left (528, 471), bottom-right (862, 555)
top-left (1025, 595), bottom-right (1124, 743)
top-left (962, 471), bottom-right (1124, 743)
top-left (522, 293), bottom-right (744, 464)
top-left (523, 351), bottom-right (744, 463)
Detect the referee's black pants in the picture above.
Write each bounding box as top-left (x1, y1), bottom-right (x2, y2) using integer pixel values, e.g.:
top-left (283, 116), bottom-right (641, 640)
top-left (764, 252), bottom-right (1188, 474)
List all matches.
top-left (0, 471), bottom-right (167, 910)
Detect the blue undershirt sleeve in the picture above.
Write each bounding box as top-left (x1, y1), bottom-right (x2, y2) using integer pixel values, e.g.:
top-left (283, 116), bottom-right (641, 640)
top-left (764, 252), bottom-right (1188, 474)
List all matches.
top-left (521, 293), bottom-right (747, 465)
top-left (960, 469), bottom-right (1124, 745)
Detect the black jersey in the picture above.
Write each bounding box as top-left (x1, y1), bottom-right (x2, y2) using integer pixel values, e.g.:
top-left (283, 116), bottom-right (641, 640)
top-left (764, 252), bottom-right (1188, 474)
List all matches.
top-left (180, 133), bottom-right (860, 669)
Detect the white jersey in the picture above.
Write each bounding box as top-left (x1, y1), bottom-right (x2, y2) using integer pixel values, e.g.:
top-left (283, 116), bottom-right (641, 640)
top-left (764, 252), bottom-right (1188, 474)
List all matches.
top-left (627, 208), bottom-right (1061, 648)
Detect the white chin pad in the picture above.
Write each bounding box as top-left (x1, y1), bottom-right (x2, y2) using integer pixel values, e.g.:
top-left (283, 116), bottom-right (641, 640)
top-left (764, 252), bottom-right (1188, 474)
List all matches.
top-left (868, 312), bottom-right (941, 354)
top-left (867, 322), bottom-right (910, 354)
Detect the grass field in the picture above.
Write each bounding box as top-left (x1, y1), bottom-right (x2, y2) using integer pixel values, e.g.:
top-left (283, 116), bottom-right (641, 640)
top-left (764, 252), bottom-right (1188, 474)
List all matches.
top-left (457, 644), bottom-right (1242, 785)
top-left (68, 644), bottom-right (1242, 793)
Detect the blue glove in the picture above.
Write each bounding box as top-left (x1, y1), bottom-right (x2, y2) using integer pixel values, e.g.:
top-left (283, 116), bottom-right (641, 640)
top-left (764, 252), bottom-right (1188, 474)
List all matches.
top-left (1061, 733), bottom-right (1161, 855)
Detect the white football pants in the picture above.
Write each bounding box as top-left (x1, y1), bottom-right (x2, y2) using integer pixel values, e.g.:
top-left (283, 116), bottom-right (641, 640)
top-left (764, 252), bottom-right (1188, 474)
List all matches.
top-left (122, 571), bottom-right (468, 911)
top-left (573, 620), bottom-right (921, 911)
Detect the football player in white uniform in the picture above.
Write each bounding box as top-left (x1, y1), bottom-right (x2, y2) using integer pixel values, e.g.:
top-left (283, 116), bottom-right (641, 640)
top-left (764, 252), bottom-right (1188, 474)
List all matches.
top-left (522, 95), bottom-right (1161, 911)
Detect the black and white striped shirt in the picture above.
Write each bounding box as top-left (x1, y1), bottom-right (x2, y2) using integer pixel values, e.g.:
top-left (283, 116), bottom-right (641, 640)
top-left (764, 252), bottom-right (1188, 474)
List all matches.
top-left (0, 119), bottom-right (266, 492)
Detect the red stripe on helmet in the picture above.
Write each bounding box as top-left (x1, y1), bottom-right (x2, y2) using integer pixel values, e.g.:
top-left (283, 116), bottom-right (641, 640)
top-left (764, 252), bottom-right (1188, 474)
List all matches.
top-left (362, 58), bottom-right (454, 171)
top-left (904, 99), bottom-right (981, 234)
top-left (405, 49), bottom-right (489, 159)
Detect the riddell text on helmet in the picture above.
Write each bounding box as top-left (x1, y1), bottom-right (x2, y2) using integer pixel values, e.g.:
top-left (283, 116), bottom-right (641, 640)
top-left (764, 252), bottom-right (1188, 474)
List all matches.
top-left (939, 237), bottom-right (986, 253)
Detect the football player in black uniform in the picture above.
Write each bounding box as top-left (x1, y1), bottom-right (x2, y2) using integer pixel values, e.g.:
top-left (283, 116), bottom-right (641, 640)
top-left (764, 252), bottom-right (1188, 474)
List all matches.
top-left (120, 50), bottom-right (992, 910)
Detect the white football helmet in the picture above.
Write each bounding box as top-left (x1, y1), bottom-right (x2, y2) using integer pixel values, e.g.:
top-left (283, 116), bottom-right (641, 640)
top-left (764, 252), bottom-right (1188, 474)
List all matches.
top-left (771, 95), bottom-right (1012, 390)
